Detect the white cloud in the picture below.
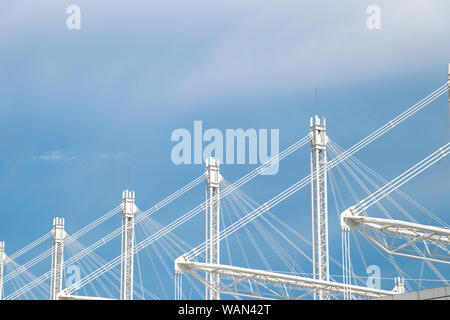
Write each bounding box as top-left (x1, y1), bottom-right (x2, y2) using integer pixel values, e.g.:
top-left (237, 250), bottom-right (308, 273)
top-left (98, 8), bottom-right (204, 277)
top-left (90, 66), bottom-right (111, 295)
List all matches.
top-left (176, 0), bottom-right (450, 100)
top-left (2, 0), bottom-right (449, 106)
top-left (33, 150), bottom-right (78, 163)
top-left (33, 151), bottom-right (128, 163)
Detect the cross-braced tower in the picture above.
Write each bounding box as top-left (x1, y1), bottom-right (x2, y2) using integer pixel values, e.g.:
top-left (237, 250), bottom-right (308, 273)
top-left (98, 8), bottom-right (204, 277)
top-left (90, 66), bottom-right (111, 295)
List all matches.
top-left (120, 190), bottom-right (136, 300)
top-left (50, 217), bottom-right (67, 300)
top-left (205, 157), bottom-right (222, 300)
top-left (0, 241), bottom-right (5, 300)
top-left (310, 115), bottom-right (330, 300)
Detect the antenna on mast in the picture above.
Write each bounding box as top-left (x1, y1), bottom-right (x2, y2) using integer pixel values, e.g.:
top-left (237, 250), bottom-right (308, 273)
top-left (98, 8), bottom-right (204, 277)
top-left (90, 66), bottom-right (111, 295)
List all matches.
top-left (128, 166), bottom-right (131, 190)
top-left (315, 87), bottom-right (318, 115)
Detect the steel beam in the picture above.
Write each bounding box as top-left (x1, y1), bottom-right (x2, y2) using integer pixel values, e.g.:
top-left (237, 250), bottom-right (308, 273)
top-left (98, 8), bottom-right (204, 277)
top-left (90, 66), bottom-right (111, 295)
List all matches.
top-left (120, 190), bottom-right (137, 300)
top-left (205, 157), bottom-right (222, 300)
top-left (176, 261), bottom-right (394, 299)
top-left (50, 217), bottom-right (67, 300)
top-left (310, 115), bottom-right (330, 299)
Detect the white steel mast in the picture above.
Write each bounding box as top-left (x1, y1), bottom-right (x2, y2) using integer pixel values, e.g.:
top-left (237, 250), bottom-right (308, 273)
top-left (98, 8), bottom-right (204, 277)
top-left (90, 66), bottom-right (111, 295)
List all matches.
top-left (205, 157), bottom-right (222, 300)
top-left (120, 190), bottom-right (137, 300)
top-left (310, 115), bottom-right (330, 300)
top-left (50, 217), bottom-right (67, 300)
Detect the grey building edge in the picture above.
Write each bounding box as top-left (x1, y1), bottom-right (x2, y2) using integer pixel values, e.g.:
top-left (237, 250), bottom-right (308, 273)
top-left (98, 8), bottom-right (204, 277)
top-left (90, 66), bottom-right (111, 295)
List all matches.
top-left (373, 285), bottom-right (450, 300)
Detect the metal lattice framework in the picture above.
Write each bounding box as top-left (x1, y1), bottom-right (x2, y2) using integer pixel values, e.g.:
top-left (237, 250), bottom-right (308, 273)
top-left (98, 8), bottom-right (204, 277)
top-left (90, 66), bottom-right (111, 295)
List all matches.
top-left (204, 157), bottom-right (222, 300)
top-left (50, 218), bottom-right (67, 300)
top-left (342, 215), bottom-right (450, 264)
top-left (120, 190), bottom-right (137, 300)
top-left (340, 143), bottom-right (450, 265)
top-left (0, 66), bottom-right (449, 301)
top-left (310, 115), bottom-right (330, 299)
top-left (175, 261), bottom-right (395, 299)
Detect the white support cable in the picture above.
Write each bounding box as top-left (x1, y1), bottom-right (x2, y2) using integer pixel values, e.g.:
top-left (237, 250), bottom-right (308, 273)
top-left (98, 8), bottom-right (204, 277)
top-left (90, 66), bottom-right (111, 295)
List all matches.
top-left (137, 175), bottom-right (205, 221)
top-left (5, 258), bottom-right (49, 299)
top-left (5, 81), bottom-right (449, 300)
top-left (328, 140), bottom-right (412, 277)
top-left (339, 145), bottom-right (450, 274)
top-left (186, 86), bottom-right (448, 261)
top-left (62, 136), bottom-right (310, 295)
top-left (65, 242), bottom-right (114, 298)
top-left (232, 186), bottom-right (350, 274)
top-left (9, 232), bottom-right (52, 261)
top-left (134, 237), bottom-right (145, 300)
top-left (4, 246), bottom-right (53, 284)
top-left (136, 214), bottom-right (205, 299)
top-left (328, 158), bottom-right (380, 288)
top-left (65, 176), bottom-right (204, 268)
top-left (4, 206), bottom-right (122, 284)
top-left (61, 83), bottom-right (446, 296)
top-left (4, 268), bottom-right (50, 300)
top-left (137, 211), bottom-right (192, 258)
top-left (330, 140), bottom-right (448, 228)
top-left (329, 144), bottom-right (422, 291)
top-left (351, 143), bottom-right (450, 215)
top-left (69, 206), bottom-right (122, 243)
top-left (327, 85), bottom-right (448, 172)
top-left (335, 141), bottom-right (450, 283)
top-left (224, 183), bottom-right (307, 275)
top-left (223, 190), bottom-right (273, 272)
top-left (228, 195), bottom-right (301, 278)
top-left (6, 175), bottom-right (205, 299)
top-left (226, 173), bottom-right (388, 289)
top-left (228, 183), bottom-right (313, 265)
top-left (67, 238), bottom-right (159, 300)
top-left (67, 240), bottom-right (121, 298)
top-left (221, 198), bottom-right (252, 269)
top-left (220, 201), bottom-right (234, 268)
top-left (329, 142), bottom-right (418, 225)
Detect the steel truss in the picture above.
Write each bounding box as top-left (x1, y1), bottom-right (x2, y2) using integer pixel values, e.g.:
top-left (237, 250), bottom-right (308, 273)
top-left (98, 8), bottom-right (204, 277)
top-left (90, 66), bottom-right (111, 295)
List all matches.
top-left (4, 68), bottom-right (450, 301)
top-left (342, 213), bottom-right (450, 264)
top-left (120, 190), bottom-right (137, 300)
top-left (310, 116), bottom-right (330, 300)
top-left (205, 157), bottom-right (222, 300)
top-left (341, 143), bottom-right (450, 265)
top-left (50, 217), bottom-right (67, 300)
top-left (176, 260), bottom-right (394, 299)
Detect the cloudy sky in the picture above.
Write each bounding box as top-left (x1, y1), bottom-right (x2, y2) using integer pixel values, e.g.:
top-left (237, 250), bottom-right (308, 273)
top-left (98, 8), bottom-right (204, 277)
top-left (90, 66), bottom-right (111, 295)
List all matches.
top-left (0, 0), bottom-right (449, 298)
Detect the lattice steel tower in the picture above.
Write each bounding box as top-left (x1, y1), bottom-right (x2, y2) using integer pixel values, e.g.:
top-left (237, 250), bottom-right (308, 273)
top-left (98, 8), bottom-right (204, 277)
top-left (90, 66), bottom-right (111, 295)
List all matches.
top-left (50, 217), bottom-right (67, 300)
top-left (120, 190), bottom-right (137, 300)
top-left (205, 157), bottom-right (222, 300)
top-left (0, 241), bottom-right (5, 300)
top-left (310, 116), bottom-right (330, 300)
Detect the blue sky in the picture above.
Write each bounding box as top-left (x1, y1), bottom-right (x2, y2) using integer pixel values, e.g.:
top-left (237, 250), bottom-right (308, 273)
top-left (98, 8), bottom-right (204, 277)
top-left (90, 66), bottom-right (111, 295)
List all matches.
top-left (0, 0), bottom-right (449, 298)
